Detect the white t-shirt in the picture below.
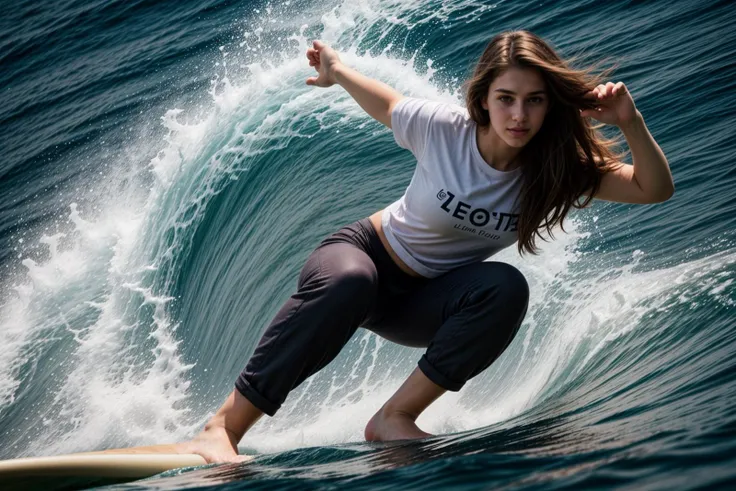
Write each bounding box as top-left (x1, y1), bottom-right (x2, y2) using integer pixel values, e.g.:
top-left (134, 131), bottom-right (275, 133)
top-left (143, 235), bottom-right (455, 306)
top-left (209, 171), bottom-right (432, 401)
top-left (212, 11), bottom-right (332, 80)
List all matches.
top-left (382, 97), bottom-right (525, 278)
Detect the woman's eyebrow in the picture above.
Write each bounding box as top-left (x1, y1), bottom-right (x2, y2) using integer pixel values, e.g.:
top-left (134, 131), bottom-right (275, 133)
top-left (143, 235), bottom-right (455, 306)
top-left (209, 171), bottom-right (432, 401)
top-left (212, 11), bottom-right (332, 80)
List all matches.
top-left (494, 88), bottom-right (547, 95)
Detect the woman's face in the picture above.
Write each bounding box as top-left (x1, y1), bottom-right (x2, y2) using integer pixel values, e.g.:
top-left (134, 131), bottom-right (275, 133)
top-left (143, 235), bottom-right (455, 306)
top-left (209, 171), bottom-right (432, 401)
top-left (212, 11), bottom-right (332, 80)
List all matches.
top-left (482, 66), bottom-right (549, 148)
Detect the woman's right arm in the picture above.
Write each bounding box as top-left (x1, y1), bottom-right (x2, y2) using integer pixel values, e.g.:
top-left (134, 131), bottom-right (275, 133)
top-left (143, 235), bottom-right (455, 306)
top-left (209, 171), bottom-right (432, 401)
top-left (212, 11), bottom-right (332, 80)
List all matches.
top-left (306, 40), bottom-right (403, 128)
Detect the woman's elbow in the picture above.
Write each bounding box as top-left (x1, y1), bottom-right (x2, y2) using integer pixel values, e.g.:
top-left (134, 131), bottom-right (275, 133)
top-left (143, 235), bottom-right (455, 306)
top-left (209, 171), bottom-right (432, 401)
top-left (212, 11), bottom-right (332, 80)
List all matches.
top-left (652, 183), bottom-right (675, 203)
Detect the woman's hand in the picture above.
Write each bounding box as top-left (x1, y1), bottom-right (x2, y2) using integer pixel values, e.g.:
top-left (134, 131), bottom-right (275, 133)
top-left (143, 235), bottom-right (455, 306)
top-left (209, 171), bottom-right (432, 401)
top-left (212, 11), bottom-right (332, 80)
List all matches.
top-left (306, 40), bottom-right (343, 87)
top-left (581, 81), bottom-right (639, 128)
top-left (307, 42), bottom-right (403, 127)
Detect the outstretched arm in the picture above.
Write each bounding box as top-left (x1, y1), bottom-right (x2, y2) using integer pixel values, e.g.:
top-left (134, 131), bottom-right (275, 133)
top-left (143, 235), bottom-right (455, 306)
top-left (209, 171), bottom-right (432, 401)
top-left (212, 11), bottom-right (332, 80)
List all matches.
top-left (306, 40), bottom-right (404, 128)
top-left (582, 82), bottom-right (675, 204)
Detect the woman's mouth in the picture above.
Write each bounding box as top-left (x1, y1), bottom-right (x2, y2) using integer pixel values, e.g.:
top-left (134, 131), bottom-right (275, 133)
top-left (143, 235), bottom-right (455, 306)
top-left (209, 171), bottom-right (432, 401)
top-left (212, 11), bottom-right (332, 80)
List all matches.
top-left (508, 128), bottom-right (529, 138)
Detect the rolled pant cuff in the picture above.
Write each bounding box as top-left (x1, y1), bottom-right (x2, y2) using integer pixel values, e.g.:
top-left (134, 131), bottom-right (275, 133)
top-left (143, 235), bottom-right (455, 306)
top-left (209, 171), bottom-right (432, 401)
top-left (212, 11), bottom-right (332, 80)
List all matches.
top-left (418, 355), bottom-right (465, 392)
top-left (234, 376), bottom-right (280, 417)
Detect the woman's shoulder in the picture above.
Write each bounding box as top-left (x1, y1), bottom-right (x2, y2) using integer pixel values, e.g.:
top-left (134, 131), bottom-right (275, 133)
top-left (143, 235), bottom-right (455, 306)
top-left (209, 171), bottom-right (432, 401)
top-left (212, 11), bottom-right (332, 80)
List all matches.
top-left (392, 98), bottom-right (472, 155)
top-left (440, 102), bottom-right (476, 138)
top-left (398, 97), bottom-right (469, 124)
top-left (426, 99), bottom-right (474, 137)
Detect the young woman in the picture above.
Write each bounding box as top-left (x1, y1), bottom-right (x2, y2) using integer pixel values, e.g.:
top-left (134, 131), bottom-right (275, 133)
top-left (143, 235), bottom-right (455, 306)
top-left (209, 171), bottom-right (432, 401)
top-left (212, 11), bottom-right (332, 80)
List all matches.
top-left (179, 30), bottom-right (674, 463)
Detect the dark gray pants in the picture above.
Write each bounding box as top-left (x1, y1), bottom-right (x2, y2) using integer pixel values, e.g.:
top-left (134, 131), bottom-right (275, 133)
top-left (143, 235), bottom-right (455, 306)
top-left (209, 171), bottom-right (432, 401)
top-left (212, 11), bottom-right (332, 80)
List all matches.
top-left (235, 218), bottom-right (529, 416)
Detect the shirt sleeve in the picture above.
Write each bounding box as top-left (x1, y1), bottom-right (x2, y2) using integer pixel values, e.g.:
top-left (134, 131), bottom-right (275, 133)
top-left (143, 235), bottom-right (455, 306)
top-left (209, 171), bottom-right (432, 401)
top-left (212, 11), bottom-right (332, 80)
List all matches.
top-left (391, 97), bottom-right (446, 161)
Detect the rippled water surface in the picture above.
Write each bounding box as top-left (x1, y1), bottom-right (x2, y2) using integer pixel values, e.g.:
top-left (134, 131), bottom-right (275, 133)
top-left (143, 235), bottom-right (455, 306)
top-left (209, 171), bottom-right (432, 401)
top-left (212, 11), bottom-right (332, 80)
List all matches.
top-left (1, 0), bottom-right (735, 489)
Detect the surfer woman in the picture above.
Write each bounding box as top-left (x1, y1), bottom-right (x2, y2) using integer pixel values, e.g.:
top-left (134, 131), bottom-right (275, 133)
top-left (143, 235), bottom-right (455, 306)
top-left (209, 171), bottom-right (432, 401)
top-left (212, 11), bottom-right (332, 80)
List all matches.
top-left (180, 31), bottom-right (674, 463)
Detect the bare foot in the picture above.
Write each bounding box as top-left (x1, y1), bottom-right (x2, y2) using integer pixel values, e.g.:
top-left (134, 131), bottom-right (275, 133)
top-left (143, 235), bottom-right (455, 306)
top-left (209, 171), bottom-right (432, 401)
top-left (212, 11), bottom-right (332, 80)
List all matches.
top-left (177, 424), bottom-right (252, 464)
top-left (364, 408), bottom-right (433, 442)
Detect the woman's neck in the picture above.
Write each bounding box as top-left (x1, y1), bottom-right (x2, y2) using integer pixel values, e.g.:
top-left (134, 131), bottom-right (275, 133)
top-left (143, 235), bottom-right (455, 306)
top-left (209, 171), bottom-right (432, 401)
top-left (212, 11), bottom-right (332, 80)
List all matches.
top-left (476, 125), bottom-right (522, 172)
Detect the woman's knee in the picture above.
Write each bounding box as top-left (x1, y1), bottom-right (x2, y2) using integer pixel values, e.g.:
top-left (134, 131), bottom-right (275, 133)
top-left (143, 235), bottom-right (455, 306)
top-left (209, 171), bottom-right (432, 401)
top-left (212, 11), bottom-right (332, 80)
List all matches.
top-left (313, 245), bottom-right (379, 307)
top-left (328, 260), bottom-right (379, 299)
top-left (473, 262), bottom-right (529, 311)
top-left (479, 263), bottom-right (528, 345)
top-left (497, 262), bottom-right (529, 307)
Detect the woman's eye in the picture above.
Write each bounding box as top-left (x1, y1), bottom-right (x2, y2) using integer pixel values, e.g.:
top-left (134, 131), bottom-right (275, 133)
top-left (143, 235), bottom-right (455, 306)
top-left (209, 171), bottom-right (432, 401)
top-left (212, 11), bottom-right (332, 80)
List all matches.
top-left (529, 97), bottom-right (544, 104)
top-left (499, 96), bottom-right (513, 103)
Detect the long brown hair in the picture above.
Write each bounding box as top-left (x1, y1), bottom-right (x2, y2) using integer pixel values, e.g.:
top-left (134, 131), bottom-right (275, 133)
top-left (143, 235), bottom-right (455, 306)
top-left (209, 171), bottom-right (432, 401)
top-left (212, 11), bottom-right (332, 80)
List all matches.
top-left (464, 30), bottom-right (623, 255)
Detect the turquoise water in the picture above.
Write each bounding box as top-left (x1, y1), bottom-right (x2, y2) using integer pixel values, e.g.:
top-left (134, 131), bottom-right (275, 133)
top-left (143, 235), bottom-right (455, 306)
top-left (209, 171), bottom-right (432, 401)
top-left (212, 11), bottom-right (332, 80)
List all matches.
top-left (1, 0), bottom-right (735, 489)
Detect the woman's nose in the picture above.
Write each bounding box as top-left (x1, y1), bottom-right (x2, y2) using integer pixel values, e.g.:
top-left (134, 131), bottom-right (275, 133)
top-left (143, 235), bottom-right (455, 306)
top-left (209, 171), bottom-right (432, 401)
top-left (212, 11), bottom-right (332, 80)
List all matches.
top-left (512, 104), bottom-right (528, 122)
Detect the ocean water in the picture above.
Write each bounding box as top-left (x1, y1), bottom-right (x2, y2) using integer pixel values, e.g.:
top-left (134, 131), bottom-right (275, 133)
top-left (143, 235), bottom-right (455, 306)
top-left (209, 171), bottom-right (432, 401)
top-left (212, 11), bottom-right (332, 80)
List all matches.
top-left (1, 0), bottom-right (735, 489)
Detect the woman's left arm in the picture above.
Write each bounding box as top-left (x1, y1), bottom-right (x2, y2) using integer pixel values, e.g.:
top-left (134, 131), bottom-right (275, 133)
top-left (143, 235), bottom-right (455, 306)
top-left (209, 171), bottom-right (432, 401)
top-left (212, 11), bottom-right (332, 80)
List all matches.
top-left (582, 82), bottom-right (675, 204)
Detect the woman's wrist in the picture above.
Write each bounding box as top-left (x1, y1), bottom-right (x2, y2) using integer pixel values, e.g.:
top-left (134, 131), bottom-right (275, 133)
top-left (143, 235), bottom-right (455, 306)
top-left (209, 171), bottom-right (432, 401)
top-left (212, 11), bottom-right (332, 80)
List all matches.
top-left (332, 62), bottom-right (349, 86)
top-left (618, 110), bottom-right (644, 134)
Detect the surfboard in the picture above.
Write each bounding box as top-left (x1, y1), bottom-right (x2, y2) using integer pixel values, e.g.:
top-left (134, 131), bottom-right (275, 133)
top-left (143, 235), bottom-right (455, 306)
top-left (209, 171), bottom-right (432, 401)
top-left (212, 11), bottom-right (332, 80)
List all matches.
top-left (0, 447), bottom-right (209, 491)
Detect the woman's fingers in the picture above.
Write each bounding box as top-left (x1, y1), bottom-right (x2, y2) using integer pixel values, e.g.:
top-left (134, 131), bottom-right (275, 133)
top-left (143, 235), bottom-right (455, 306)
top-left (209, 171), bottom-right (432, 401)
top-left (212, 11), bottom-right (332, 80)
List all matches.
top-left (593, 81), bottom-right (627, 99)
top-left (306, 47), bottom-right (320, 71)
top-left (306, 46), bottom-right (321, 60)
top-left (305, 40), bottom-right (340, 87)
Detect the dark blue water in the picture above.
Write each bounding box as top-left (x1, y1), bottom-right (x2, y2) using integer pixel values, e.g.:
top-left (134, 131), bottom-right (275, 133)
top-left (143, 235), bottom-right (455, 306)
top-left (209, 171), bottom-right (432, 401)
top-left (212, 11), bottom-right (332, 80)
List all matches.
top-left (1, 0), bottom-right (735, 489)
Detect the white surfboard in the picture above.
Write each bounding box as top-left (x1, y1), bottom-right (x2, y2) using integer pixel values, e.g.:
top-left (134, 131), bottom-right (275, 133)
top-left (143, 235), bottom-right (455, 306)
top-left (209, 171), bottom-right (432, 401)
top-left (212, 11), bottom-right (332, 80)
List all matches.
top-left (0, 448), bottom-right (209, 490)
